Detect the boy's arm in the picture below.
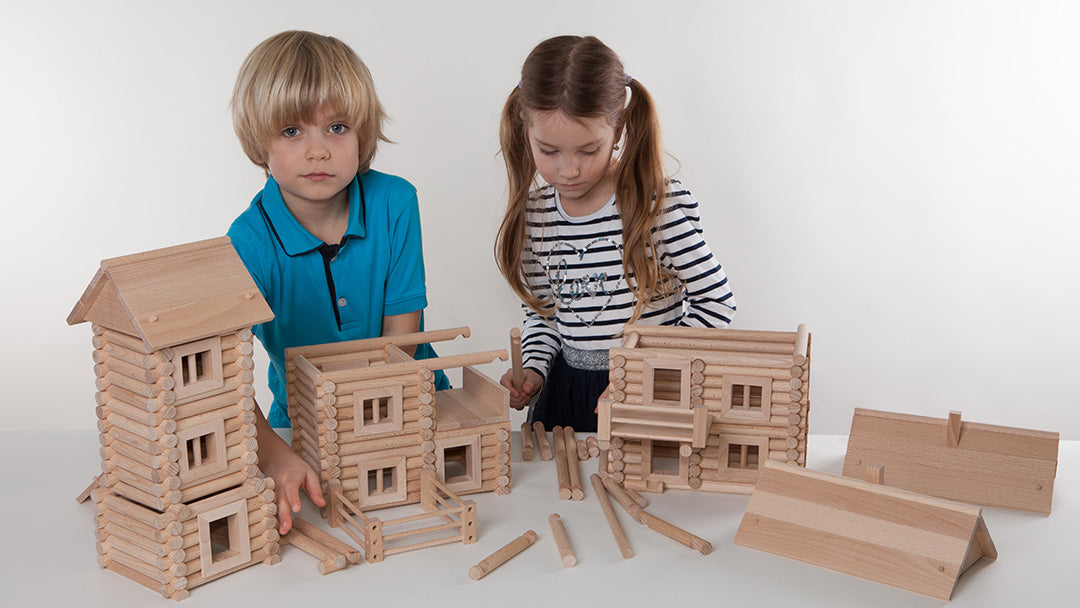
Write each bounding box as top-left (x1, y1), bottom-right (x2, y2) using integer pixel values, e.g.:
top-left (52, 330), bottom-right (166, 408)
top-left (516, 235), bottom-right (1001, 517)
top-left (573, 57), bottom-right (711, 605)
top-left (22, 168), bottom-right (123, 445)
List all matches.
top-left (253, 403), bottom-right (325, 535)
top-left (382, 310), bottom-right (422, 355)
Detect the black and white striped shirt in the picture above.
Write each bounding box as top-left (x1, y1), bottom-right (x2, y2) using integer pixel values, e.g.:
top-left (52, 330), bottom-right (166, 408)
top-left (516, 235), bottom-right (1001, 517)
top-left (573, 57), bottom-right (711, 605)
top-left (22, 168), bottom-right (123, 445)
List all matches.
top-left (520, 180), bottom-right (736, 378)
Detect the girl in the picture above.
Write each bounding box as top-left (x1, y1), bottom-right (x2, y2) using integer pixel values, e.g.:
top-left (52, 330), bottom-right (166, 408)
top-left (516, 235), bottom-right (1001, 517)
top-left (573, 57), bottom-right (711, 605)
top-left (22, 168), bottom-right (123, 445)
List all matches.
top-left (496, 35), bottom-right (736, 432)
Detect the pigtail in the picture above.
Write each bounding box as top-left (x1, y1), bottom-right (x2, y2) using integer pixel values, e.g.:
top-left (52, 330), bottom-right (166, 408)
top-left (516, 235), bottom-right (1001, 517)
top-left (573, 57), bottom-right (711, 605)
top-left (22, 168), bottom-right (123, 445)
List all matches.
top-left (496, 87), bottom-right (552, 316)
top-left (615, 78), bottom-right (677, 324)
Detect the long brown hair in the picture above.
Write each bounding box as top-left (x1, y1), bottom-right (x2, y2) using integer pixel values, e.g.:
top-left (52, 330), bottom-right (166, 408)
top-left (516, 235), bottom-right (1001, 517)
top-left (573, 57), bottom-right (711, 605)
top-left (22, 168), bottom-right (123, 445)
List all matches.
top-left (495, 35), bottom-right (672, 322)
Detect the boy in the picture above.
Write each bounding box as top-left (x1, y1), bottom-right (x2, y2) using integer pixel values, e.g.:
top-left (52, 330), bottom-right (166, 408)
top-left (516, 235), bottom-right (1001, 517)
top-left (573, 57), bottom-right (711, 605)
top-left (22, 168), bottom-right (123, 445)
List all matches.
top-left (228, 30), bottom-right (446, 534)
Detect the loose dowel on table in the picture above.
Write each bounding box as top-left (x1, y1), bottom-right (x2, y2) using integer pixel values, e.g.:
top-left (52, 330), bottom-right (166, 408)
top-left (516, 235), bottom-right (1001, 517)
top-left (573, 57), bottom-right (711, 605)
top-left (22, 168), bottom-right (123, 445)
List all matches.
top-left (533, 421), bottom-right (553, 461)
top-left (548, 513), bottom-right (577, 567)
top-left (639, 512), bottom-right (713, 555)
top-left (520, 421), bottom-right (535, 461)
top-left (468, 530), bottom-right (538, 580)
top-left (589, 474), bottom-right (634, 559)
top-left (552, 426), bottom-right (572, 500)
top-left (563, 427), bottom-right (584, 500)
top-left (510, 328), bottom-right (524, 391)
top-left (625, 487), bottom-right (649, 509)
top-left (601, 476), bottom-right (644, 520)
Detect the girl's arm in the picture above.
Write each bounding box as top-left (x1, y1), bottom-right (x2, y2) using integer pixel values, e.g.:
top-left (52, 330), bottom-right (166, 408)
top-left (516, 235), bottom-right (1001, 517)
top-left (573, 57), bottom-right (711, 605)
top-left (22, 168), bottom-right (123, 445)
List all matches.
top-left (654, 181), bottom-right (736, 327)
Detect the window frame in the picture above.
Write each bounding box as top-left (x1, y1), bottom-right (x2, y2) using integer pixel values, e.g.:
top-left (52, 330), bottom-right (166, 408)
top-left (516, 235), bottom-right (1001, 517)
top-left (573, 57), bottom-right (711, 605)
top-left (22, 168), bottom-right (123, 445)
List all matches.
top-left (720, 375), bottom-right (773, 422)
top-left (197, 499), bottom-right (252, 578)
top-left (353, 385), bottom-right (404, 437)
top-left (642, 358), bottom-right (691, 408)
top-left (172, 336), bottom-right (225, 401)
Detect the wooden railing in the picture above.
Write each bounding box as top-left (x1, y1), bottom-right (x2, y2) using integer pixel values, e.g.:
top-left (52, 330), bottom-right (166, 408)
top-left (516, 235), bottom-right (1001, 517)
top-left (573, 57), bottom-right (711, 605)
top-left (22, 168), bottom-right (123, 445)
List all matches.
top-left (328, 471), bottom-right (477, 563)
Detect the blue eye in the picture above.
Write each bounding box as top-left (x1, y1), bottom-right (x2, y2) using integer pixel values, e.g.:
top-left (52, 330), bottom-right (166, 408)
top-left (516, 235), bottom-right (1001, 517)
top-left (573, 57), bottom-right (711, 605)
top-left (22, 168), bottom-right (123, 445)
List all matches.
top-left (281, 127), bottom-right (300, 138)
top-left (329, 123), bottom-right (349, 134)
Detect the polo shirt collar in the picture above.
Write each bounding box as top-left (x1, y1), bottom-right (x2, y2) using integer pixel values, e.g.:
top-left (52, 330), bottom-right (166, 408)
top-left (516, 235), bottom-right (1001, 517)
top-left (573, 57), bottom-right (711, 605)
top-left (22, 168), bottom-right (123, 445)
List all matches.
top-left (259, 174), bottom-right (366, 256)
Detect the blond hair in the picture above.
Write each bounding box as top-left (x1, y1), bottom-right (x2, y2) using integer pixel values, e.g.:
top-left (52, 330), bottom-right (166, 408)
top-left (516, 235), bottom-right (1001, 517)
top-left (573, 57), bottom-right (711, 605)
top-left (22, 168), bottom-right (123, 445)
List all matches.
top-left (230, 30), bottom-right (389, 173)
top-left (496, 35), bottom-right (672, 323)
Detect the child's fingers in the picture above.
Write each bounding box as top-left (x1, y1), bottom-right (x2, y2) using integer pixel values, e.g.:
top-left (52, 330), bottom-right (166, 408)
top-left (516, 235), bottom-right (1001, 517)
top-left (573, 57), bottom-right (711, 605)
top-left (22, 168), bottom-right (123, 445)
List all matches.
top-left (305, 469), bottom-right (327, 507)
top-left (277, 496), bottom-right (294, 535)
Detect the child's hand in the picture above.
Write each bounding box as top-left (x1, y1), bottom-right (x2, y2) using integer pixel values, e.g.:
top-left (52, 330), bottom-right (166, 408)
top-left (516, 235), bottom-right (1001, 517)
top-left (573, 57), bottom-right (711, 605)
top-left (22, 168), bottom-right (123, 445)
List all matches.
top-left (500, 368), bottom-right (542, 410)
top-left (260, 441), bottom-right (326, 535)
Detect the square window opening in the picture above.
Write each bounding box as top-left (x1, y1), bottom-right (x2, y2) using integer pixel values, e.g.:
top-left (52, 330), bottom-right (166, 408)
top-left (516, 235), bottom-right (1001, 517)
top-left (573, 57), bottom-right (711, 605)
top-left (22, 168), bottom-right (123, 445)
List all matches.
top-left (652, 368), bottom-right (684, 403)
top-left (731, 384), bottom-right (763, 411)
top-left (443, 445), bottom-right (471, 484)
top-left (181, 350), bottom-right (212, 385)
top-left (208, 513), bottom-right (240, 564)
top-left (363, 397), bottom-right (391, 424)
top-left (651, 441), bottom-right (681, 475)
top-left (185, 431), bottom-right (221, 473)
top-left (727, 443), bottom-right (760, 469)
top-left (367, 466), bottom-right (397, 495)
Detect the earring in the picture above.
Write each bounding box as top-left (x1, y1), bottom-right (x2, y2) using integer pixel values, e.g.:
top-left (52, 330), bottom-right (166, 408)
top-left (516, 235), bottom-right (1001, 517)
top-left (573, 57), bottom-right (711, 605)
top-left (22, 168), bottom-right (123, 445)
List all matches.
top-left (613, 144), bottom-right (620, 151)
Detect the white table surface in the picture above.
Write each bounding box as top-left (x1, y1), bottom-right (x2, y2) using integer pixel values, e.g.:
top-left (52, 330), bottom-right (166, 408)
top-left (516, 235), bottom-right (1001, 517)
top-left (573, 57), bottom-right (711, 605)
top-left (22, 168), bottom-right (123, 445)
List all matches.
top-left (2, 430), bottom-right (1075, 607)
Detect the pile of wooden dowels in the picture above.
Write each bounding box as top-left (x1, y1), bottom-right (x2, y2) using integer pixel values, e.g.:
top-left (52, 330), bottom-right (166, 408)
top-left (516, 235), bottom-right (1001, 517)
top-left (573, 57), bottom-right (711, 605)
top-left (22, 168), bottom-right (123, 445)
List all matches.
top-left (280, 518), bottom-right (363, 575)
top-left (591, 473), bottom-right (712, 557)
top-left (521, 420), bottom-right (599, 501)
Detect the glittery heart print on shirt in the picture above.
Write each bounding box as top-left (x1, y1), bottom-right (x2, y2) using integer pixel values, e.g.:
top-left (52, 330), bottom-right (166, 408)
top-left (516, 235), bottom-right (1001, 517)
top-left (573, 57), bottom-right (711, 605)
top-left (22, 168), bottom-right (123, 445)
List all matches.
top-left (541, 238), bottom-right (625, 327)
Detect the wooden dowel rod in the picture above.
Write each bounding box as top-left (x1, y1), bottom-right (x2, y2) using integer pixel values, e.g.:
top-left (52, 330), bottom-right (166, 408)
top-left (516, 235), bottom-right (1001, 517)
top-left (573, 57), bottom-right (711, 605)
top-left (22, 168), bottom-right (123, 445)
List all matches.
top-left (533, 421), bottom-right (553, 461)
top-left (601, 476), bottom-right (643, 520)
top-left (552, 426), bottom-right (572, 500)
top-left (77, 474), bottom-right (105, 504)
top-left (639, 512), bottom-right (713, 555)
top-left (520, 421), bottom-right (535, 461)
top-left (563, 427), bottom-right (584, 500)
top-left (586, 436), bottom-right (599, 458)
top-left (291, 518), bottom-right (362, 565)
top-left (625, 487), bottom-right (649, 509)
top-left (589, 474), bottom-right (634, 559)
top-left (548, 513), bottom-right (577, 567)
top-left (510, 328), bottom-right (524, 391)
top-left (468, 530), bottom-right (538, 580)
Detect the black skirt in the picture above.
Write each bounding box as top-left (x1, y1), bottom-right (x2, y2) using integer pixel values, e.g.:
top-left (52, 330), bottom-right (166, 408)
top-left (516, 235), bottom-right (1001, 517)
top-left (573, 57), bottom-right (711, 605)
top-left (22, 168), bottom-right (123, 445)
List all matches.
top-left (528, 351), bottom-right (608, 433)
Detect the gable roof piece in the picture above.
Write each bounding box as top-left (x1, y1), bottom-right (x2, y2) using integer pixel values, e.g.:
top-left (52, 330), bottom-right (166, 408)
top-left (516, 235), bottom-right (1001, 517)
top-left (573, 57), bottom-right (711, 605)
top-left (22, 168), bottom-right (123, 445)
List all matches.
top-left (734, 460), bottom-right (996, 600)
top-left (842, 407), bottom-right (1059, 515)
top-left (67, 237), bottom-right (273, 351)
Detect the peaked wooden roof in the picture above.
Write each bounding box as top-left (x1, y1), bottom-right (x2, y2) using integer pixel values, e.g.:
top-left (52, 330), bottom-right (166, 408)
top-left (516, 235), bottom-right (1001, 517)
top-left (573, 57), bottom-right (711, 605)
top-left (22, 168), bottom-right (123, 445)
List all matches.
top-left (735, 460), bottom-right (997, 600)
top-left (67, 237), bottom-right (273, 351)
top-left (843, 407), bottom-right (1059, 515)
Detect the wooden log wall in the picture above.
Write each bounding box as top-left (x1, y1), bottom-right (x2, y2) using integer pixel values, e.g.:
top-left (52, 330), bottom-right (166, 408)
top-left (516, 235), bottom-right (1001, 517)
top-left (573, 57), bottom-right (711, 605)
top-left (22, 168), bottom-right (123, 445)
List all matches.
top-left (289, 357), bottom-right (512, 510)
top-left (92, 478), bottom-right (279, 600)
top-left (93, 325), bottom-right (262, 512)
top-left (605, 327), bottom-right (810, 493)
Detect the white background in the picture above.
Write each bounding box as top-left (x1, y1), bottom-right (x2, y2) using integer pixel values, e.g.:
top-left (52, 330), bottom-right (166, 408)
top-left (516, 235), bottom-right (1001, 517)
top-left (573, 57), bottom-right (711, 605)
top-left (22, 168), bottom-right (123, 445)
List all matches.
top-left (2, 0), bottom-right (1078, 439)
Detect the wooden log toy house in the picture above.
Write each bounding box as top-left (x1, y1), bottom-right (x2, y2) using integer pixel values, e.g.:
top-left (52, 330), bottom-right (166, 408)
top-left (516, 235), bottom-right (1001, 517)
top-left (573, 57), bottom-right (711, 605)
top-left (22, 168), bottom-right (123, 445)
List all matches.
top-left (68, 237), bottom-right (279, 600)
top-left (735, 460), bottom-right (997, 600)
top-left (598, 323), bottom-right (810, 494)
top-left (284, 328), bottom-right (512, 560)
top-left (843, 408), bottom-right (1060, 515)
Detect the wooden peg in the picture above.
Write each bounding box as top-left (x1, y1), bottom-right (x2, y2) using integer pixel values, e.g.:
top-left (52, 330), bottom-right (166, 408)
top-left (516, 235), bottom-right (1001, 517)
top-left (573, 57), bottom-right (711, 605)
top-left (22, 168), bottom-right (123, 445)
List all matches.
top-left (947, 410), bottom-right (962, 447)
top-left (76, 473), bottom-right (105, 504)
top-left (548, 513), bottom-right (577, 567)
top-left (468, 530), bottom-right (538, 580)
top-left (552, 426), bottom-right (572, 500)
top-left (292, 518), bottom-right (362, 565)
top-left (586, 436), bottom-right (600, 458)
top-left (563, 427), bottom-right (584, 500)
top-left (281, 525), bottom-right (348, 575)
top-left (510, 328), bottom-right (524, 391)
top-left (601, 476), bottom-right (643, 521)
top-left (866, 463), bottom-right (885, 485)
top-left (625, 487), bottom-right (649, 509)
top-left (533, 421), bottom-right (553, 460)
top-left (589, 474), bottom-right (634, 559)
top-left (639, 511), bottom-right (713, 555)
top-left (520, 421), bottom-right (535, 461)
top-left (576, 439), bottom-right (589, 461)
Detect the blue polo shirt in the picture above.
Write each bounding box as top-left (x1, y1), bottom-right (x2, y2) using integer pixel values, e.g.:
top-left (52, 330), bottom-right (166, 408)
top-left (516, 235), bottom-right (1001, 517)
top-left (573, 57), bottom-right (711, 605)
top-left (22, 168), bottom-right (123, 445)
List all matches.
top-left (228, 170), bottom-right (447, 427)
